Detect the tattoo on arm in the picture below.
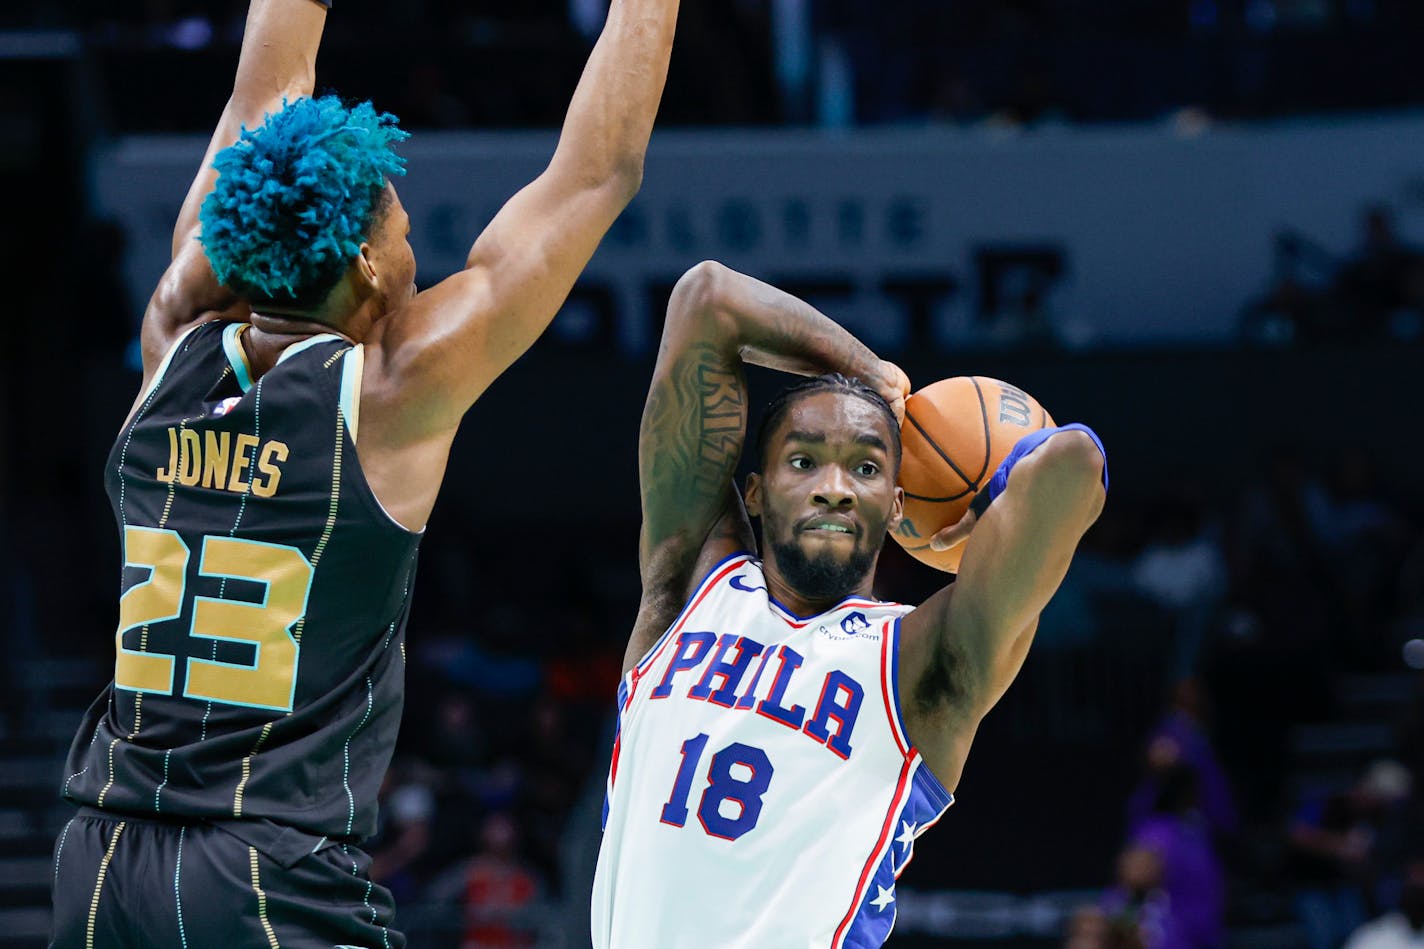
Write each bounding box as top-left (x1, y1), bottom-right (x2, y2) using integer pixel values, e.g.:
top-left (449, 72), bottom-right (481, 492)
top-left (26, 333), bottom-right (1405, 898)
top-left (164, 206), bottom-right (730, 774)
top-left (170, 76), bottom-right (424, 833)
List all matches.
top-left (691, 364), bottom-right (743, 498)
top-left (631, 345), bottom-right (753, 668)
top-left (640, 343), bottom-right (748, 550)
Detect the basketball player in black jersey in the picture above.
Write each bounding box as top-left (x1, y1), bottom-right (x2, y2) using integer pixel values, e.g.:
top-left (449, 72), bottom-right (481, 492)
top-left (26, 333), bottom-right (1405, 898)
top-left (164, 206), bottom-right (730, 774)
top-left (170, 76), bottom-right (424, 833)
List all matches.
top-left (51, 0), bottom-right (681, 945)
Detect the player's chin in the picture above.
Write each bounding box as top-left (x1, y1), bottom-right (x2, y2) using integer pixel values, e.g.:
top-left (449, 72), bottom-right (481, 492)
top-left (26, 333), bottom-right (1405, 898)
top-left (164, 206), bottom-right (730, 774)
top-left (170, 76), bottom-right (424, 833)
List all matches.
top-left (798, 531), bottom-right (855, 551)
top-left (797, 538), bottom-right (862, 569)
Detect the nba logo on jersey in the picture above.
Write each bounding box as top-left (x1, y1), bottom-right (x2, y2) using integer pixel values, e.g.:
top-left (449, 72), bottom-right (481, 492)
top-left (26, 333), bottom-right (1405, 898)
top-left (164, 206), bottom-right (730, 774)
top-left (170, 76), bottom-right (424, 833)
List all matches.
top-left (211, 395), bottom-right (242, 417)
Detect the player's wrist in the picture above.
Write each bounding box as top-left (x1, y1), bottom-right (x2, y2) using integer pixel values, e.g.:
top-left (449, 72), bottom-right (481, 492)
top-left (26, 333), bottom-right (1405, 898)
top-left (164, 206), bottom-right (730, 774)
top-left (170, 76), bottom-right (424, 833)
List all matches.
top-left (972, 423), bottom-right (1109, 516)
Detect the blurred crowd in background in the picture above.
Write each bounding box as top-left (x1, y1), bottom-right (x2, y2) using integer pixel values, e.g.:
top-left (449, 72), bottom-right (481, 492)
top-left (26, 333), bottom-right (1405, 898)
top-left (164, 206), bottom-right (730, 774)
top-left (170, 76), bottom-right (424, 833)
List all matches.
top-left (1, 1), bottom-right (1424, 947)
top-left (3, 1), bottom-right (1424, 129)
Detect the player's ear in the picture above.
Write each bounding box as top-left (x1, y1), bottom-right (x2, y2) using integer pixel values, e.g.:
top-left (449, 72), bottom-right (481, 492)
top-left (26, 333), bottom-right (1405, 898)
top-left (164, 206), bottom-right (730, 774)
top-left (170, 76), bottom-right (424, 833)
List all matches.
top-left (353, 243), bottom-right (379, 296)
top-left (888, 485), bottom-right (904, 533)
top-left (744, 472), bottom-right (763, 518)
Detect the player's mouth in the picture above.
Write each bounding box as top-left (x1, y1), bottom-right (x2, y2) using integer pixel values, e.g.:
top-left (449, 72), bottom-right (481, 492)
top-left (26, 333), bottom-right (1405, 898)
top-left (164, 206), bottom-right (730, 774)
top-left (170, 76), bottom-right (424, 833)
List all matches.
top-left (797, 516), bottom-right (858, 537)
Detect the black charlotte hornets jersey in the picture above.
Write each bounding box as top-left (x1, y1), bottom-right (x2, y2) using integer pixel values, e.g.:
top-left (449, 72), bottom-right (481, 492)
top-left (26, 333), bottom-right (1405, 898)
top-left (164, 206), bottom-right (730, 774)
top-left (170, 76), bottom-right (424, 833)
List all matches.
top-left (62, 322), bottom-right (421, 849)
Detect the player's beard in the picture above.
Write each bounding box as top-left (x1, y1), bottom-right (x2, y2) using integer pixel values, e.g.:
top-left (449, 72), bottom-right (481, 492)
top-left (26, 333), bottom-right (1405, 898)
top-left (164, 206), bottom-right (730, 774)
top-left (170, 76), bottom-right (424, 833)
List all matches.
top-left (771, 532), bottom-right (879, 602)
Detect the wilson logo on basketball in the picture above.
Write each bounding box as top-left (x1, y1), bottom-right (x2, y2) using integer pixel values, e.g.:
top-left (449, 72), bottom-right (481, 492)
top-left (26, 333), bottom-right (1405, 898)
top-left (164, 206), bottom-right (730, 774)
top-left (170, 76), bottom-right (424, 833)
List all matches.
top-left (998, 383), bottom-right (1033, 427)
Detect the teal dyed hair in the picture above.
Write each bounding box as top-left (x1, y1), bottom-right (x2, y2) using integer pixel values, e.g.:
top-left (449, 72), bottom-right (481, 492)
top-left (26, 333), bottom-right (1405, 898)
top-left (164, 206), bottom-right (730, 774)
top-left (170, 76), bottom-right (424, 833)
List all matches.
top-left (199, 96), bottom-right (410, 309)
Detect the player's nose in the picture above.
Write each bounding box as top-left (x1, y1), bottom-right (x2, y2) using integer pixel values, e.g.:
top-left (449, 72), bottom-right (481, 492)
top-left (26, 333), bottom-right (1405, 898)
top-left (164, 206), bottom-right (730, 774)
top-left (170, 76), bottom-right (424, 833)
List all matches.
top-left (811, 467), bottom-right (856, 509)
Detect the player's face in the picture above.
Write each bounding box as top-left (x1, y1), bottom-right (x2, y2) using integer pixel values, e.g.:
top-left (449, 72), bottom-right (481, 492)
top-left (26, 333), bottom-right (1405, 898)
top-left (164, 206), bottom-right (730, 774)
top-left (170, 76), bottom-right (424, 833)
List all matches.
top-left (368, 184), bottom-right (418, 309)
top-left (747, 392), bottom-right (903, 601)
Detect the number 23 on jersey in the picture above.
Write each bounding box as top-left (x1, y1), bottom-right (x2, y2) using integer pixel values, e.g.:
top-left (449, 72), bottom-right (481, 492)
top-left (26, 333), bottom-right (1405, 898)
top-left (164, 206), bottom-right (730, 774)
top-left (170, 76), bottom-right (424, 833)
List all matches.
top-left (113, 525), bottom-right (314, 712)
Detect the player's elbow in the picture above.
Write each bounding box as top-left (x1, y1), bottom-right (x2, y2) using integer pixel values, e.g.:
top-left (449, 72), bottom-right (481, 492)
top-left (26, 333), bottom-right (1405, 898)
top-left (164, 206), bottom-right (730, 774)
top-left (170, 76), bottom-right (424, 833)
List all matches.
top-left (668, 260), bottom-right (730, 322)
top-left (582, 150), bottom-right (644, 209)
top-left (1035, 429), bottom-right (1106, 507)
top-left (610, 152), bottom-right (645, 202)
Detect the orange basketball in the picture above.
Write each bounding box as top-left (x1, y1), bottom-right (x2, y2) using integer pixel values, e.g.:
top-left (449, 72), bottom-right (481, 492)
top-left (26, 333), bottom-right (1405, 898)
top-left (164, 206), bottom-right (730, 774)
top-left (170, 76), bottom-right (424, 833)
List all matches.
top-left (891, 376), bottom-right (1055, 573)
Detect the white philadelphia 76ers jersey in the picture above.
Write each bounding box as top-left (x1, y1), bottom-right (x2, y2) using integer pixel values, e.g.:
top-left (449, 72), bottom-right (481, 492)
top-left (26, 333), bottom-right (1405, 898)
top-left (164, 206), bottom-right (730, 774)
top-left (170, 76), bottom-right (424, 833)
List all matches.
top-left (591, 553), bottom-right (954, 949)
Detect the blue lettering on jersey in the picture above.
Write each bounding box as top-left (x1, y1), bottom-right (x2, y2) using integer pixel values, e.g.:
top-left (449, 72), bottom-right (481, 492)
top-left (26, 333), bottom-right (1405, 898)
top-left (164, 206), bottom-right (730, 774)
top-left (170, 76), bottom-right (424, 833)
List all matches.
top-left (755, 646), bottom-right (807, 730)
top-left (647, 634), bottom-right (867, 759)
top-left (734, 645), bottom-right (776, 710)
top-left (652, 631), bottom-right (717, 699)
top-left (803, 670), bottom-right (864, 760)
top-left (688, 634), bottom-right (766, 707)
top-left (729, 575), bottom-right (767, 594)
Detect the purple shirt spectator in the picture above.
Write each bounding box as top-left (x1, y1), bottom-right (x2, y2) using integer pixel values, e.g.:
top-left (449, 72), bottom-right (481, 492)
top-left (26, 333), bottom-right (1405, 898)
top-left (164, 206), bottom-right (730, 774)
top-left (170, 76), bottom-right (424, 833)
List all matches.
top-left (1133, 814), bottom-right (1227, 949)
top-left (1128, 707), bottom-right (1240, 840)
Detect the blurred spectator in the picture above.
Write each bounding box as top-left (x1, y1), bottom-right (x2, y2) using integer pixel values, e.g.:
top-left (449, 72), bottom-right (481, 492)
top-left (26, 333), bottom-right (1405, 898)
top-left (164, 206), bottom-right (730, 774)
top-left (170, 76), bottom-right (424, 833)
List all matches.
top-left (1128, 680), bottom-right (1239, 842)
top-left (1229, 444), bottom-right (1336, 667)
top-left (1131, 487), bottom-right (1226, 677)
top-left (369, 761), bottom-right (438, 907)
top-left (1234, 444), bottom-right (1333, 591)
top-left (1244, 206), bottom-right (1424, 345)
top-left (1065, 905), bottom-right (1129, 949)
top-left (1343, 859), bottom-right (1424, 949)
top-left (1289, 761), bottom-right (1417, 949)
top-left (1099, 845), bottom-right (1172, 949)
top-left (1214, 447), bottom-right (1336, 813)
top-left (1333, 207), bottom-right (1424, 342)
top-left (1326, 448), bottom-right (1412, 667)
top-left (415, 689), bottom-right (488, 774)
top-left (1126, 764), bottom-right (1227, 948)
top-left (516, 694), bottom-right (593, 891)
top-left (458, 811), bottom-right (544, 949)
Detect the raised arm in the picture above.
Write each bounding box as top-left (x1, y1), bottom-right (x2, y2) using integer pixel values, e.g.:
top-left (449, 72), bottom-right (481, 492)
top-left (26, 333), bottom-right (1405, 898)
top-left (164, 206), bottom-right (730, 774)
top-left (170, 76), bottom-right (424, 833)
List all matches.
top-left (141, 0), bottom-right (328, 377)
top-left (625, 261), bottom-right (907, 672)
top-left (898, 427), bottom-right (1106, 789)
top-left (368, 0), bottom-right (681, 439)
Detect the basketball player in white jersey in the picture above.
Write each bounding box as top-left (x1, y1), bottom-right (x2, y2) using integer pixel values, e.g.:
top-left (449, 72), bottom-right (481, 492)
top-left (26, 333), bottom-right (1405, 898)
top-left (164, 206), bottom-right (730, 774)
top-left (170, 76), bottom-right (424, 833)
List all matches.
top-left (591, 261), bottom-right (1108, 948)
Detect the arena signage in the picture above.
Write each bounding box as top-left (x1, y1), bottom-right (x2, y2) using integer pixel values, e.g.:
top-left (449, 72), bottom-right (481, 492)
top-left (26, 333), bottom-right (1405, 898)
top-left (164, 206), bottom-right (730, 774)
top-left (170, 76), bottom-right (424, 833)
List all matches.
top-left (97, 113), bottom-right (1424, 352)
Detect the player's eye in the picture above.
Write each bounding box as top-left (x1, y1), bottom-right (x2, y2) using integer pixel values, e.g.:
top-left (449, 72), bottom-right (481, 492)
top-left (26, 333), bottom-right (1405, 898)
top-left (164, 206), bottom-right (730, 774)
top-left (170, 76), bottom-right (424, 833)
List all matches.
top-left (789, 456), bottom-right (813, 470)
top-left (856, 461), bottom-right (880, 477)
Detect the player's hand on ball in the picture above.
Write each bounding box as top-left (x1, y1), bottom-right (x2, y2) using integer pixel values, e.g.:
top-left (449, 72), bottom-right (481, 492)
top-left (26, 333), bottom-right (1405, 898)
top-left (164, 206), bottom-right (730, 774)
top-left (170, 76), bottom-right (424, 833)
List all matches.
top-left (874, 361), bottom-right (911, 425)
top-left (928, 505), bottom-right (977, 553)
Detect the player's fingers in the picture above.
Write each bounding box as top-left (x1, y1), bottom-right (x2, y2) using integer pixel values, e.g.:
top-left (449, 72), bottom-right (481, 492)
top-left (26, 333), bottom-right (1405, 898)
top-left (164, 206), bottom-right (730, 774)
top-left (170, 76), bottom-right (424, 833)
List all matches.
top-left (929, 510), bottom-right (977, 551)
top-left (887, 361), bottom-right (911, 399)
top-left (888, 395), bottom-right (906, 426)
top-left (877, 360), bottom-right (911, 403)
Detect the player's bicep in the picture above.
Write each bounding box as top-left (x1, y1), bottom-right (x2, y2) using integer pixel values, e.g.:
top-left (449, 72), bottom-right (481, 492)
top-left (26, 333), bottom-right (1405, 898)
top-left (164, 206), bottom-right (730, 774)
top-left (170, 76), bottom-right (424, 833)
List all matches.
top-left (140, 239), bottom-right (246, 378)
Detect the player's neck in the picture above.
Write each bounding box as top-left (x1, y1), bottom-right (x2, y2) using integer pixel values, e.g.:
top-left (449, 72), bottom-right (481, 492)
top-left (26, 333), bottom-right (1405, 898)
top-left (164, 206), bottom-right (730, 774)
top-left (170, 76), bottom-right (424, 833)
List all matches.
top-left (248, 311), bottom-right (349, 341)
top-left (241, 313), bottom-right (356, 380)
top-left (760, 561), bottom-right (875, 619)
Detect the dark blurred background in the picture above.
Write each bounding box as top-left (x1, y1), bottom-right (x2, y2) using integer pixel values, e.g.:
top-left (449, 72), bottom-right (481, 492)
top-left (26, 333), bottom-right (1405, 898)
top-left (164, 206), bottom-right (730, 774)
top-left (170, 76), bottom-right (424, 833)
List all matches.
top-left (3, 2), bottom-right (1424, 948)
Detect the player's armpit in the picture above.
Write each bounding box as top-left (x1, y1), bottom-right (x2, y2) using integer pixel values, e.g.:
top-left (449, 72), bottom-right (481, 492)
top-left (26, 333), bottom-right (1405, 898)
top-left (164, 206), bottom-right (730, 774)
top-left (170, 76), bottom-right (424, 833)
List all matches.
top-left (627, 490), bottom-right (755, 674)
top-left (897, 430), bottom-right (1103, 781)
